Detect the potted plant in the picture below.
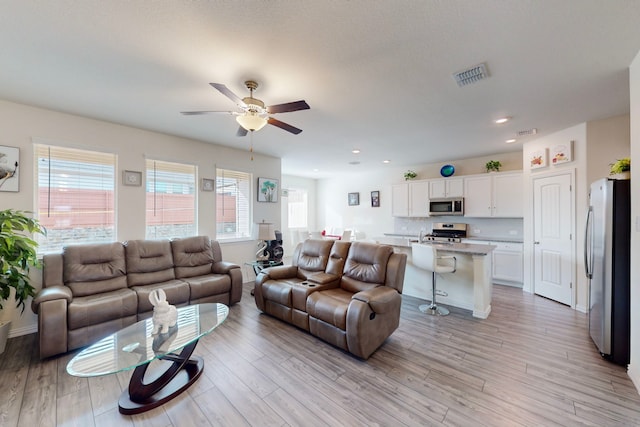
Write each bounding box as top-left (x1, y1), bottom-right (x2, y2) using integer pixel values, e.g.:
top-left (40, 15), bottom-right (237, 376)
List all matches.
top-left (404, 170), bottom-right (417, 180)
top-left (609, 157), bottom-right (630, 179)
top-left (0, 209), bottom-right (46, 353)
top-left (485, 160), bottom-right (502, 173)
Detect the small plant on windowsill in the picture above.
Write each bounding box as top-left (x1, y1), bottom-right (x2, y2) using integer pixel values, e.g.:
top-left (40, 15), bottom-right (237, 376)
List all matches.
top-left (485, 160), bottom-right (502, 173)
top-left (404, 170), bottom-right (417, 181)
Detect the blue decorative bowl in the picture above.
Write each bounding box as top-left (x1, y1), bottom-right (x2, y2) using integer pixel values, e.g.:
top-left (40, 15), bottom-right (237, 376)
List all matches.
top-left (440, 164), bottom-right (455, 177)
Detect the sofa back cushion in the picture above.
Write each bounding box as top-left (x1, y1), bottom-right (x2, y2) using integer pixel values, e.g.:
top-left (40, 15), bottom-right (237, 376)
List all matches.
top-left (171, 236), bottom-right (214, 278)
top-left (293, 239), bottom-right (334, 278)
top-left (325, 241), bottom-right (351, 276)
top-left (125, 239), bottom-right (176, 286)
top-left (63, 242), bottom-right (127, 297)
top-left (340, 242), bottom-right (393, 294)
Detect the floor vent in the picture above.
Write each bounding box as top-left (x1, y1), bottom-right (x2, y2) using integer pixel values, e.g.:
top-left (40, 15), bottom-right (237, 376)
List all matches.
top-left (453, 63), bottom-right (489, 87)
top-left (517, 128), bottom-right (538, 137)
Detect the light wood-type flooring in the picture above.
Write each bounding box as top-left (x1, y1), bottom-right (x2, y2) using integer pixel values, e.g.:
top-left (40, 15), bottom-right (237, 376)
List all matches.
top-left (1, 284), bottom-right (640, 426)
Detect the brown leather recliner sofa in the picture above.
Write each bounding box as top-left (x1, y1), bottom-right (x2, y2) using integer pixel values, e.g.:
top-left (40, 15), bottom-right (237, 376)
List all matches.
top-left (254, 239), bottom-right (407, 359)
top-left (31, 235), bottom-right (242, 359)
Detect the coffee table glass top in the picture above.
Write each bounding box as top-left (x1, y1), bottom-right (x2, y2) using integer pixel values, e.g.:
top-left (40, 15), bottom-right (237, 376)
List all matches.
top-left (67, 303), bottom-right (228, 377)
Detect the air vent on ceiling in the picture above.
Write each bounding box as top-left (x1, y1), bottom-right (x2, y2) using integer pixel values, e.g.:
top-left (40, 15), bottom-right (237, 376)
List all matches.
top-left (516, 128), bottom-right (538, 137)
top-left (453, 62), bottom-right (489, 87)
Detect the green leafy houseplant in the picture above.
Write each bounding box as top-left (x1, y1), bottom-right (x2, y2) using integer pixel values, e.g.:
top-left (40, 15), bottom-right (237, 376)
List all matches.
top-left (0, 210), bottom-right (46, 312)
top-left (609, 157), bottom-right (630, 175)
top-left (404, 170), bottom-right (417, 180)
top-left (485, 160), bottom-right (502, 172)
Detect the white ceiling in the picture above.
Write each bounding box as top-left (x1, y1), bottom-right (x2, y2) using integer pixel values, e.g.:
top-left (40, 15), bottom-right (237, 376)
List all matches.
top-left (1, 1), bottom-right (640, 178)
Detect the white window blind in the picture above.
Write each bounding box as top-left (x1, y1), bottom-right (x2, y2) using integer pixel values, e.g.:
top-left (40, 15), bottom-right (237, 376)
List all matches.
top-left (146, 159), bottom-right (196, 239)
top-left (216, 168), bottom-right (251, 240)
top-left (287, 188), bottom-right (308, 228)
top-left (35, 144), bottom-right (116, 253)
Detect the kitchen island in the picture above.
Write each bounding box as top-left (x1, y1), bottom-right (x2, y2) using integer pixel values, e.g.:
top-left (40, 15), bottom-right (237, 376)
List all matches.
top-left (376, 237), bottom-right (495, 319)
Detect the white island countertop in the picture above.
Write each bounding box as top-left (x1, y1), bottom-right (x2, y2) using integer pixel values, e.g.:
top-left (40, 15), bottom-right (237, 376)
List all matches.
top-left (375, 236), bottom-right (495, 255)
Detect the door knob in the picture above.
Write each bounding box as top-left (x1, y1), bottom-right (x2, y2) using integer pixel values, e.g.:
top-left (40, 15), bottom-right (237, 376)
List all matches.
top-left (534, 241), bottom-right (540, 244)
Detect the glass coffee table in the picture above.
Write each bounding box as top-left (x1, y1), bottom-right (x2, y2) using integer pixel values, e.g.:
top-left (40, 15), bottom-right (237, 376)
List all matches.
top-left (67, 303), bottom-right (228, 415)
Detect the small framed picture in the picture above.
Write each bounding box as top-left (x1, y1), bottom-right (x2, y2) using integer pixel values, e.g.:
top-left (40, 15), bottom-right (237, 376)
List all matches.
top-left (529, 149), bottom-right (548, 170)
top-left (0, 145), bottom-right (19, 192)
top-left (348, 192), bottom-right (360, 206)
top-left (123, 170), bottom-right (142, 186)
top-left (258, 177), bottom-right (279, 202)
top-left (371, 191), bottom-right (380, 207)
top-left (201, 178), bottom-right (215, 191)
top-left (551, 141), bottom-right (573, 165)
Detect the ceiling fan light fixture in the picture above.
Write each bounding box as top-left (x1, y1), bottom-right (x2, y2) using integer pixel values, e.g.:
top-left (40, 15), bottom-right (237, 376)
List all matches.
top-left (236, 112), bottom-right (267, 132)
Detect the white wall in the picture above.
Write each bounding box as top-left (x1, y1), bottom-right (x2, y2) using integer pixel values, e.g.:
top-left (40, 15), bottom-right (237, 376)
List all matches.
top-left (0, 99), bottom-right (281, 336)
top-left (629, 50), bottom-right (640, 390)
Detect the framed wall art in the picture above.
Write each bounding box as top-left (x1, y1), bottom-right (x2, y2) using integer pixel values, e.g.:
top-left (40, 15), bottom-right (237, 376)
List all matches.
top-left (258, 177), bottom-right (279, 202)
top-left (123, 170), bottom-right (142, 186)
top-left (551, 141), bottom-right (573, 165)
top-left (348, 192), bottom-right (360, 206)
top-left (201, 178), bottom-right (215, 191)
top-left (0, 145), bottom-right (20, 192)
top-left (371, 191), bottom-right (380, 207)
top-left (528, 148), bottom-right (548, 170)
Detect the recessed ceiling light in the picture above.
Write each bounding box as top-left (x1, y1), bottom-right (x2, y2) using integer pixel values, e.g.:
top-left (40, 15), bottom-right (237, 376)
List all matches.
top-left (313, 168), bottom-right (319, 172)
top-left (505, 139), bottom-right (517, 143)
top-left (383, 160), bottom-right (390, 164)
top-left (495, 116), bottom-right (511, 124)
top-left (352, 149), bottom-right (361, 154)
top-left (348, 161), bottom-right (360, 165)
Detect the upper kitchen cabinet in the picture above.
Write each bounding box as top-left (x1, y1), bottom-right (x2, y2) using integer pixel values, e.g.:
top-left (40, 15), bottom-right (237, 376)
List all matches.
top-left (429, 178), bottom-right (463, 198)
top-left (391, 181), bottom-right (429, 217)
top-left (464, 172), bottom-right (523, 217)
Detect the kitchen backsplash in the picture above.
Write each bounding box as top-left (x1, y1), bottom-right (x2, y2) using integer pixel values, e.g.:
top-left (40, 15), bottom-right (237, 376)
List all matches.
top-left (394, 217), bottom-right (523, 240)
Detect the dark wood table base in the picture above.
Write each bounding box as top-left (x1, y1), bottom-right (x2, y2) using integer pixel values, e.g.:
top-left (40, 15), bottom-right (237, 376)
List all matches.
top-left (118, 340), bottom-right (204, 415)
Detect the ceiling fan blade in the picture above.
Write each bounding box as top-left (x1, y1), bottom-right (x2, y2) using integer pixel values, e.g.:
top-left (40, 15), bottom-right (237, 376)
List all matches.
top-left (236, 126), bottom-right (248, 137)
top-left (266, 100), bottom-right (310, 114)
top-left (180, 110), bottom-right (236, 115)
top-left (210, 83), bottom-right (247, 108)
top-left (268, 117), bottom-right (303, 135)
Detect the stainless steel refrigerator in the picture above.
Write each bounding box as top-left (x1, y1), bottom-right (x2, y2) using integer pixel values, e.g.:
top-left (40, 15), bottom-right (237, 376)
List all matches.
top-left (584, 178), bottom-right (630, 365)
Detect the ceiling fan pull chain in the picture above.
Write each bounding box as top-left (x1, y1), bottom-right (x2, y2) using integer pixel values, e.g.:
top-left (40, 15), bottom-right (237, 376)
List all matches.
top-left (250, 130), bottom-right (254, 161)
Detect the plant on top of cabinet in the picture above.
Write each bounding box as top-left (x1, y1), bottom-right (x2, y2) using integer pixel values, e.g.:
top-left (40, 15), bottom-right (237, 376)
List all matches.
top-left (404, 170), bottom-right (417, 180)
top-left (485, 160), bottom-right (502, 173)
top-left (609, 157), bottom-right (630, 178)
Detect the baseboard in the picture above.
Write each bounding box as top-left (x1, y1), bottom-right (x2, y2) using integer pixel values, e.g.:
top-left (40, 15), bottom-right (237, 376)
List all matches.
top-left (628, 363), bottom-right (640, 394)
top-left (574, 303), bottom-right (588, 314)
top-left (9, 324), bottom-right (37, 338)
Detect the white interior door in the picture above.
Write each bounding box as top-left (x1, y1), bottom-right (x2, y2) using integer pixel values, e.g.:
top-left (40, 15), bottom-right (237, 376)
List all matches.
top-left (533, 173), bottom-right (574, 305)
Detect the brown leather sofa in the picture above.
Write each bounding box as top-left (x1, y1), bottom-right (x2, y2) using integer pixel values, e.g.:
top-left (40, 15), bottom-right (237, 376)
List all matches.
top-left (254, 239), bottom-right (407, 359)
top-left (31, 236), bottom-right (242, 359)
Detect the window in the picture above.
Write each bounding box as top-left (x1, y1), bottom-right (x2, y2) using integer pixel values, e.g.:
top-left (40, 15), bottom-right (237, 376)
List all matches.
top-left (216, 168), bottom-right (251, 240)
top-left (35, 144), bottom-right (116, 253)
top-left (146, 159), bottom-right (196, 239)
top-left (287, 188), bottom-right (308, 228)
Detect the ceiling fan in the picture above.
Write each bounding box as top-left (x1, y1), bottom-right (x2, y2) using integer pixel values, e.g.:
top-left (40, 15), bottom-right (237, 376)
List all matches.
top-left (181, 80), bottom-right (310, 136)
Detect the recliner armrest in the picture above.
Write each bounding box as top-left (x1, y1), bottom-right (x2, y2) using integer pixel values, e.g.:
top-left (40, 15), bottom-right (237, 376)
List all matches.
top-left (351, 286), bottom-right (399, 314)
top-left (31, 286), bottom-right (73, 313)
top-left (307, 272), bottom-right (340, 285)
top-left (211, 261), bottom-right (240, 274)
top-left (259, 265), bottom-right (298, 280)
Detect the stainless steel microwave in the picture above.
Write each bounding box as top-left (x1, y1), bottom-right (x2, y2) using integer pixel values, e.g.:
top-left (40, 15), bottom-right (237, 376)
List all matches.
top-left (429, 198), bottom-right (464, 216)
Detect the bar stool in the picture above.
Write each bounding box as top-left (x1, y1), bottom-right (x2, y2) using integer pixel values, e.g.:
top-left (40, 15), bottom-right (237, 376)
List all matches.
top-left (411, 243), bottom-right (457, 316)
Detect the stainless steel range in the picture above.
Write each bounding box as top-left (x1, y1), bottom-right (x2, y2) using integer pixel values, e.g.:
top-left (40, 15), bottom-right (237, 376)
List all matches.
top-left (421, 223), bottom-right (467, 243)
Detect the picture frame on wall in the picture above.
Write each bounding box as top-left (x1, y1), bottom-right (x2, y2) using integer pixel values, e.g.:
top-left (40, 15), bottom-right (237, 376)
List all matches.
top-left (348, 192), bottom-right (360, 206)
top-left (258, 177), bottom-right (279, 202)
top-left (201, 178), bottom-right (215, 191)
top-left (123, 170), bottom-right (142, 186)
top-left (551, 141), bottom-right (573, 165)
top-left (529, 148), bottom-right (548, 169)
top-left (371, 191), bottom-right (380, 207)
top-left (0, 145), bottom-right (19, 192)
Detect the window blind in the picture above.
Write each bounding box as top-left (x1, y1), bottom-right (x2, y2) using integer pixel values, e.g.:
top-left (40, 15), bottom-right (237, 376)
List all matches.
top-left (34, 144), bottom-right (116, 253)
top-left (216, 168), bottom-right (251, 239)
top-left (145, 159), bottom-right (196, 239)
top-left (287, 188), bottom-right (308, 228)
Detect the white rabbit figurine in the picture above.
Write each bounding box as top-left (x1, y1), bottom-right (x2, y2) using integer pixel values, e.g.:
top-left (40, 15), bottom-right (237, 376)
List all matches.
top-left (149, 288), bottom-right (178, 334)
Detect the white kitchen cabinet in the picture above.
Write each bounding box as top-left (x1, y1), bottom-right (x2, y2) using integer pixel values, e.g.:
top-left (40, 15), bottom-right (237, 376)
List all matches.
top-left (392, 181), bottom-right (429, 217)
top-left (463, 172), bottom-right (523, 217)
top-left (462, 239), bottom-right (523, 287)
top-left (429, 178), bottom-right (463, 198)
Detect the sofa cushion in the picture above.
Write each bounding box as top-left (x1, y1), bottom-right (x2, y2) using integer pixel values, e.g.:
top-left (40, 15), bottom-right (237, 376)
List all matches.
top-left (341, 242), bottom-right (393, 294)
top-left (125, 239), bottom-right (176, 286)
top-left (171, 236), bottom-right (214, 279)
top-left (295, 239), bottom-right (334, 278)
top-left (63, 243), bottom-right (127, 297)
top-left (132, 280), bottom-right (191, 313)
top-left (185, 274), bottom-right (231, 301)
top-left (68, 288), bottom-right (138, 330)
top-left (306, 288), bottom-right (353, 331)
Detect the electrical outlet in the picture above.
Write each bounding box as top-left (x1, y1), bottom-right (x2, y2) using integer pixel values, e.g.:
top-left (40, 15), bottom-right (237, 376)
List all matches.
top-left (473, 228), bottom-right (481, 234)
